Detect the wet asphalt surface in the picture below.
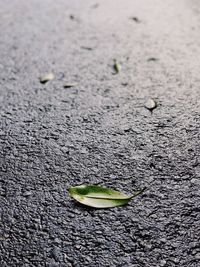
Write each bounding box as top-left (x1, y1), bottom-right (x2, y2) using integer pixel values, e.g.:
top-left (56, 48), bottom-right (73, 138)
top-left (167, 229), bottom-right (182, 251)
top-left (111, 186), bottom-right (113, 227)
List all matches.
top-left (0, 0), bottom-right (200, 266)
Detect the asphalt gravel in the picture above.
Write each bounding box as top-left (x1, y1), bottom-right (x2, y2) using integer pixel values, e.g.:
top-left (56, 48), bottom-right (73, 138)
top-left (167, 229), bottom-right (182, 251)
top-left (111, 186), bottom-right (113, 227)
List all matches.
top-left (0, 0), bottom-right (200, 266)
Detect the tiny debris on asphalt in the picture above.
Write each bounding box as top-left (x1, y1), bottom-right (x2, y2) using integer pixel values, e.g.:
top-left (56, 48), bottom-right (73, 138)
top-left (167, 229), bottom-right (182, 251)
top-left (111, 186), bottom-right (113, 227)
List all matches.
top-left (0, 0), bottom-right (200, 266)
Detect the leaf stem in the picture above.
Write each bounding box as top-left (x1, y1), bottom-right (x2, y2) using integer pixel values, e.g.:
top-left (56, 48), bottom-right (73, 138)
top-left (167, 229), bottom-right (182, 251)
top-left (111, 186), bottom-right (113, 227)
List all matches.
top-left (130, 187), bottom-right (147, 199)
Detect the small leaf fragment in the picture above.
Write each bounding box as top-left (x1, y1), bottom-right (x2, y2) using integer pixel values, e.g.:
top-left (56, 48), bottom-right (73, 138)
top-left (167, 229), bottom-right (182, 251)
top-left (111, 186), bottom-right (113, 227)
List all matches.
top-left (39, 73), bottom-right (54, 84)
top-left (130, 17), bottom-right (141, 23)
top-left (121, 82), bottom-right (128, 86)
top-left (147, 57), bottom-right (158, 62)
top-left (69, 14), bottom-right (75, 20)
top-left (145, 98), bottom-right (157, 111)
top-left (68, 185), bottom-right (145, 208)
top-left (63, 83), bottom-right (77, 88)
top-left (113, 60), bottom-right (121, 74)
top-left (80, 46), bottom-right (93, 51)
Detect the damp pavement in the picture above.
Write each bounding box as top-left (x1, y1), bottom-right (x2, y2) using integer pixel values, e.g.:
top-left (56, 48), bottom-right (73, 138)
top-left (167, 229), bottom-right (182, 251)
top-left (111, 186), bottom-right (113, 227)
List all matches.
top-left (0, 0), bottom-right (200, 266)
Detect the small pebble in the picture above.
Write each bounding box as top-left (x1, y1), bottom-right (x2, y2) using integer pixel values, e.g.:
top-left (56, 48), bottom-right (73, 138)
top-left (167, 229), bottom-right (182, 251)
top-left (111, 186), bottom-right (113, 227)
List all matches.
top-left (145, 98), bottom-right (157, 111)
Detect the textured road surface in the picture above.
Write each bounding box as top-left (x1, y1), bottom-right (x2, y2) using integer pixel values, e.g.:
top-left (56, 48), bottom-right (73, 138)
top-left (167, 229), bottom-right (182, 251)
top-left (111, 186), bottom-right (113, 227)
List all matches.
top-left (0, 0), bottom-right (200, 266)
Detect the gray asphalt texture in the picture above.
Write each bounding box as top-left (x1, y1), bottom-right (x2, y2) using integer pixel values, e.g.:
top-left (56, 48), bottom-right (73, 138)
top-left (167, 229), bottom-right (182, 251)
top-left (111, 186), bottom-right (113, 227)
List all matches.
top-left (0, 0), bottom-right (200, 266)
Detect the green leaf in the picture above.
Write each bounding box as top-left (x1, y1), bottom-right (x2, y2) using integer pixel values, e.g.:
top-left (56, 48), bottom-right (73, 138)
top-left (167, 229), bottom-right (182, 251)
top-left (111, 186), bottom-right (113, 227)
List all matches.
top-left (68, 185), bottom-right (145, 208)
top-left (39, 73), bottom-right (54, 84)
top-left (113, 60), bottom-right (121, 74)
top-left (145, 98), bottom-right (157, 111)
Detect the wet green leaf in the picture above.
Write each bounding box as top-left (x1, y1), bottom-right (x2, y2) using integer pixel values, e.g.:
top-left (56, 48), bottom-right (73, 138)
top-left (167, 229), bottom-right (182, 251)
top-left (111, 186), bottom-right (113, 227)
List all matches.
top-left (113, 60), bottom-right (121, 74)
top-left (145, 98), bottom-right (157, 111)
top-left (68, 185), bottom-right (146, 208)
top-left (39, 73), bottom-right (54, 84)
top-left (63, 83), bottom-right (77, 88)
